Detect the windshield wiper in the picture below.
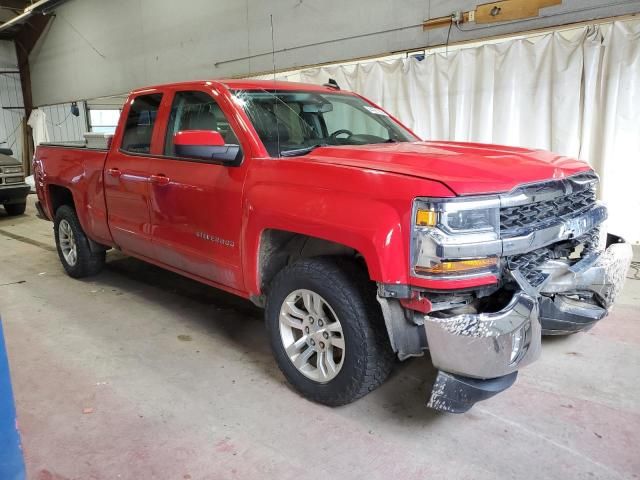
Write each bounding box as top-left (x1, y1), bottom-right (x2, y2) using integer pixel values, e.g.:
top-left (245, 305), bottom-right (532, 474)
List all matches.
top-left (280, 144), bottom-right (328, 157)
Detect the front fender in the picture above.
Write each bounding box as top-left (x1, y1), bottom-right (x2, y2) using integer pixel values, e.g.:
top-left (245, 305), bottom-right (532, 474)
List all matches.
top-left (241, 159), bottom-right (455, 296)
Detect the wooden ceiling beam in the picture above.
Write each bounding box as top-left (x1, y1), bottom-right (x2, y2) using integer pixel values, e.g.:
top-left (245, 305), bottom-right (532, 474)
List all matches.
top-left (0, 1), bottom-right (30, 12)
top-left (14, 13), bottom-right (52, 169)
top-left (476, 0), bottom-right (562, 24)
top-left (423, 0), bottom-right (562, 30)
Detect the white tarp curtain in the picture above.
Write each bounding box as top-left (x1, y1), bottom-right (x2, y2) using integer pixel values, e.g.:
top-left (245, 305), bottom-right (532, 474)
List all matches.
top-left (275, 20), bottom-right (640, 244)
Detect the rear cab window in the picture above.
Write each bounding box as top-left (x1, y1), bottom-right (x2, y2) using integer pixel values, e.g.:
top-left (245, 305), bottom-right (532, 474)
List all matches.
top-left (121, 93), bottom-right (163, 154)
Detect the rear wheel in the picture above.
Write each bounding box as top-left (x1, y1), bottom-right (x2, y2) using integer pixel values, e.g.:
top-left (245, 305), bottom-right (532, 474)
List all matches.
top-left (54, 205), bottom-right (105, 278)
top-left (4, 202), bottom-right (26, 216)
top-left (265, 257), bottom-right (394, 406)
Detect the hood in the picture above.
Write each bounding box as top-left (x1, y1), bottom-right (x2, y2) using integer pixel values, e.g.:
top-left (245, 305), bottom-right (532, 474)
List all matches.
top-left (303, 141), bottom-right (591, 195)
top-left (0, 152), bottom-right (19, 167)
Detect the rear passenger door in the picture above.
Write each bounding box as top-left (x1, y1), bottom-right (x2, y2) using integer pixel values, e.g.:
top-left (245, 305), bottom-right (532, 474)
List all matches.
top-left (146, 88), bottom-right (249, 292)
top-left (104, 93), bottom-right (160, 256)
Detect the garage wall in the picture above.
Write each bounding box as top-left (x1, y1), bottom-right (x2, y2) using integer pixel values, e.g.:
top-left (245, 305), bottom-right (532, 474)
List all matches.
top-left (292, 20), bottom-right (640, 243)
top-left (37, 102), bottom-right (87, 143)
top-left (29, 0), bottom-right (640, 105)
top-left (0, 41), bottom-right (24, 164)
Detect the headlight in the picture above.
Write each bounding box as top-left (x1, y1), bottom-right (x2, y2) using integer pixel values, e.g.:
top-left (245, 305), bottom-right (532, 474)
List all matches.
top-left (2, 166), bottom-right (22, 175)
top-left (415, 197), bottom-right (500, 234)
top-left (411, 196), bottom-right (501, 278)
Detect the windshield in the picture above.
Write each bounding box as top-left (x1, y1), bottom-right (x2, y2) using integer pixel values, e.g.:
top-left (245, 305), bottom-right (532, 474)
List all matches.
top-left (232, 89), bottom-right (418, 157)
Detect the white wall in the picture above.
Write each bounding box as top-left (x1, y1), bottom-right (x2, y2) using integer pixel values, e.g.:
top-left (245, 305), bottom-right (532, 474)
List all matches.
top-left (29, 0), bottom-right (640, 106)
top-left (290, 20), bottom-right (640, 243)
top-left (38, 101), bottom-right (87, 143)
top-left (0, 41), bottom-right (24, 164)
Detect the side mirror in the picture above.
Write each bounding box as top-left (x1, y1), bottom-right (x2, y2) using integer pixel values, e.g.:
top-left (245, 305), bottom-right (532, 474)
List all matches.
top-left (173, 130), bottom-right (242, 165)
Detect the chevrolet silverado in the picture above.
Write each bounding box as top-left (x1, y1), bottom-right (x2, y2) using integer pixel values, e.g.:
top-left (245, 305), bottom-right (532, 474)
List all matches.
top-left (33, 79), bottom-right (632, 413)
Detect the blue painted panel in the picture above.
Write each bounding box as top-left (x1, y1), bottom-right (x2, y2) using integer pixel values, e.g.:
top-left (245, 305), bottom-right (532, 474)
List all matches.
top-left (0, 319), bottom-right (25, 480)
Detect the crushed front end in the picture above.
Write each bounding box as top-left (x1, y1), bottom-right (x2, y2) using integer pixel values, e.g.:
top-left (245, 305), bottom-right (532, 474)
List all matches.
top-left (377, 171), bottom-right (632, 413)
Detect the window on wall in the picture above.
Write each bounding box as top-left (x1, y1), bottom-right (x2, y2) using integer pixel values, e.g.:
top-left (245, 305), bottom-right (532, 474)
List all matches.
top-left (89, 109), bottom-right (120, 134)
top-left (120, 93), bottom-right (162, 154)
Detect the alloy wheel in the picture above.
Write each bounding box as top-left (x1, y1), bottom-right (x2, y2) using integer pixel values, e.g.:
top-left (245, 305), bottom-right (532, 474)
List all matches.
top-left (278, 289), bottom-right (345, 383)
top-left (58, 219), bottom-right (78, 266)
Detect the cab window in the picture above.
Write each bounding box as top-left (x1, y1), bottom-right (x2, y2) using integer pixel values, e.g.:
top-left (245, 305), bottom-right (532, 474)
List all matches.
top-left (164, 91), bottom-right (239, 158)
top-left (121, 93), bottom-right (162, 154)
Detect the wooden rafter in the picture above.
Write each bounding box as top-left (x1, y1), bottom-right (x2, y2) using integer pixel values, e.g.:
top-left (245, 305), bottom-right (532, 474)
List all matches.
top-left (14, 13), bottom-right (52, 171)
top-left (0, 1), bottom-right (30, 13)
top-left (423, 0), bottom-right (562, 30)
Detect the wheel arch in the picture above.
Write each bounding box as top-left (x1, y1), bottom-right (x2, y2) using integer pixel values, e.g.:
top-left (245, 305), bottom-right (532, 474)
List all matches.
top-left (48, 184), bottom-right (108, 253)
top-left (239, 164), bottom-right (444, 301)
top-left (253, 229), bottom-right (369, 304)
top-left (242, 204), bottom-right (410, 303)
top-left (48, 184), bottom-right (75, 214)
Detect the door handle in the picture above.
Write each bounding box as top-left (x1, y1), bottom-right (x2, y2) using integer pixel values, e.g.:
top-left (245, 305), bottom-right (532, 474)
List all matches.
top-left (149, 174), bottom-right (170, 185)
top-left (107, 167), bottom-right (122, 178)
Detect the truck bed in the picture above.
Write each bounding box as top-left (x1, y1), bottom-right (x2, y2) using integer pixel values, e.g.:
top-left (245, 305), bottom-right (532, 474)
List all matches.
top-left (39, 142), bottom-right (94, 148)
top-left (40, 131), bottom-right (113, 150)
top-left (34, 143), bottom-right (112, 246)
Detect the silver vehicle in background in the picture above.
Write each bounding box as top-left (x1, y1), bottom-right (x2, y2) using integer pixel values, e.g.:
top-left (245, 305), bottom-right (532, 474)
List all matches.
top-left (0, 147), bottom-right (29, 216)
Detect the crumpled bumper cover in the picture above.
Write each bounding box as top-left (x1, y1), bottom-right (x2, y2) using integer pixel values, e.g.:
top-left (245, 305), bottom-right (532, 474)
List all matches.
top-left (422, 233), bottom-right (631, 412)
top-left (423, 291), bottom-right (541, 380)
top-left (427, 370), bottom-right (518, 413)
top-left (538, 234), bottom-right (632, 334)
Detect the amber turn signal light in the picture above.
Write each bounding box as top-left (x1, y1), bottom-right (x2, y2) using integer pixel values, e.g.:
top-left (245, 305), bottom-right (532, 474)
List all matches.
top-left (416, 209), bottom-right (437, 226)
top-left (415, 257), bottom-right (498, 275)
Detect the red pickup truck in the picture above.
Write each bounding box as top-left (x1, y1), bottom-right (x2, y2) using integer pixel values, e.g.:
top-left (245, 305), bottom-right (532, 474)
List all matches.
top-left (33, 79), bottom-right (631, 413)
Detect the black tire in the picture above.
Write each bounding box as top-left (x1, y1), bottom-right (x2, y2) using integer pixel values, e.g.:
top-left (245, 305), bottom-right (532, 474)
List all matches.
top-left (265, 257), bottom-right (394, 406)
top-left (54, 205), bottom-right (105, 278)
top-left (4, 202), bottom-right (26, 216)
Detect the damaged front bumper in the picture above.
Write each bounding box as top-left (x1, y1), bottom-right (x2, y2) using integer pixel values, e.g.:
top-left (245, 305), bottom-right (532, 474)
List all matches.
top-left (423, 291), bottom-right (540, 413)
top-left (423, 291), bottom-right (541, 380)
top-left (421, 233), bottom-right (632, 413)
top-left (536, 234), bottom-right (632, 334)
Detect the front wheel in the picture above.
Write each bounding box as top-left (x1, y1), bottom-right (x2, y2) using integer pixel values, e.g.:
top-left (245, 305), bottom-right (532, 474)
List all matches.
top-left (54, 205), bottom-right (105, 278)
top-left (265, 257), bottom-right (394, 406)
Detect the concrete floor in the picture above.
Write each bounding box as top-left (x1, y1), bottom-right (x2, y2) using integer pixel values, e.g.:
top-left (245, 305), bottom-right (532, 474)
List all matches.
top-left (0, 196), bottom-right (639, 480)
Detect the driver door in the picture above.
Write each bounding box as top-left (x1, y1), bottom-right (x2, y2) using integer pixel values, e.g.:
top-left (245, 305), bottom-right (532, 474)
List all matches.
top-left (146, 88), bottom-right (249, 292)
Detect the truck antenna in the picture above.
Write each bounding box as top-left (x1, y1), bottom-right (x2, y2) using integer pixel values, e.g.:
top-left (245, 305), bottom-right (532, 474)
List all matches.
top-left (270, 14), bottom-right (281, 158)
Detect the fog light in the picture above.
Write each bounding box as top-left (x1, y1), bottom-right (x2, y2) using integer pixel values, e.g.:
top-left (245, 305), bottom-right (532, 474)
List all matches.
top-left (509, 325), bottom-right (527, 364)
top-left (4, 176), bottom-right (23, 184)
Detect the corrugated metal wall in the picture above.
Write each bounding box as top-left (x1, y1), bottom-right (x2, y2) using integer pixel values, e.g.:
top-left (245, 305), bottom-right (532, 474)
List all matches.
top-left (0, 39), bottom-right (88, 158)
top-left (0, 41), bottom-right (25, 165)
top-left (29, 0), bottom-right (640, 106)
top-left (38, 101), bottom-right (88, 143)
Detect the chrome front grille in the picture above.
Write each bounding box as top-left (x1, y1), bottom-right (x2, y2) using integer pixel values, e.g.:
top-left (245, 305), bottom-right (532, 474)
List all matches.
top-left (506, 229), bottom-right (601, 288)
top-left (0, 164), bottom-right (24, 186)
top-left (500, 173), bottom-right (598, 238)
top-left (501, 172), bottom-right (602, 286)
top-left (506, 248), bottom-right (553, 287)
